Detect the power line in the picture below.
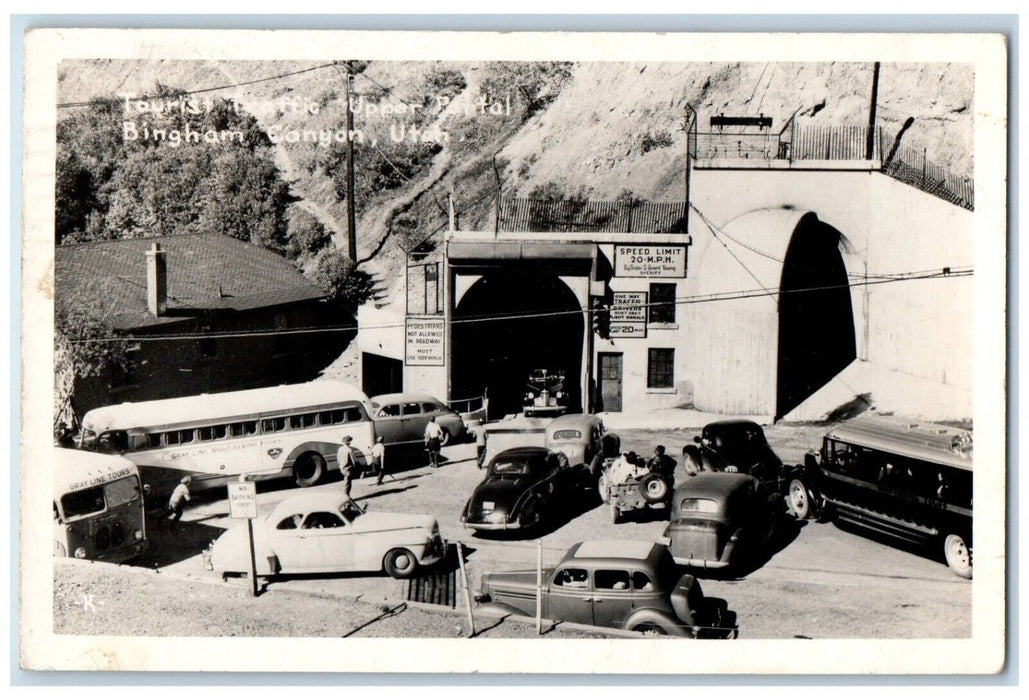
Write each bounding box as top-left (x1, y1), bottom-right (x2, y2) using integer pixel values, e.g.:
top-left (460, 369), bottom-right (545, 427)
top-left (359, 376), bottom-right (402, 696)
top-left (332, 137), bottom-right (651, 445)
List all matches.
top-left (65, 266), bottom-right (971, 344)
top-left (56, 62), bottom-right (341, 109)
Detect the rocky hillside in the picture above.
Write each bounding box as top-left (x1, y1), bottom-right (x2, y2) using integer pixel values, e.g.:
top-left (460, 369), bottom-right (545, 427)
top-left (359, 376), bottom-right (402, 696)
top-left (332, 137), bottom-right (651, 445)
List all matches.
top-left (57, 59), bottom-right (974, 301)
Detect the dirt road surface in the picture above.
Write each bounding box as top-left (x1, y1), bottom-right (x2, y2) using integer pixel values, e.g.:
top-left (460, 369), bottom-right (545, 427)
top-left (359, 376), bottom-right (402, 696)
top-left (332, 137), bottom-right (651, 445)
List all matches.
top-left (57, 424), bottom-right (971, 639)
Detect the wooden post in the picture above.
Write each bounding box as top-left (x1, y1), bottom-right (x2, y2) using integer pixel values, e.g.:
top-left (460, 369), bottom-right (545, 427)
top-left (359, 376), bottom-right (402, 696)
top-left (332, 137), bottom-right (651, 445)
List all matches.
top-left (535, 538), bottom-right (543, 634)
top-left (866, 61), bottom-right (880, 161)
top-left (245, 518), bottom-right (259, 597)
top-left (456, 542), bottom-right (475, 638)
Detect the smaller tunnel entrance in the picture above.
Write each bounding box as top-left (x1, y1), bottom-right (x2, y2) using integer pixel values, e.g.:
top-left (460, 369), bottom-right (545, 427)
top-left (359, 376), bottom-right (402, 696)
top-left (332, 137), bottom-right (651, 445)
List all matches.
top-left (452, 271), bottom-right (584, 419)
top-left (777, 214), bottom-right (857, 419)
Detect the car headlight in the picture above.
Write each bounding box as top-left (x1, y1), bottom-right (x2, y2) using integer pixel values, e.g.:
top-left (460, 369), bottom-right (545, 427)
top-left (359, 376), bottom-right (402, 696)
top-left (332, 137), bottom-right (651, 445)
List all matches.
top-left (74, 547), bottom-right (87, 559)
top-left (134, 529), bottom-right (144, 541)
top-left (556, 391), bottom-right (564, 399)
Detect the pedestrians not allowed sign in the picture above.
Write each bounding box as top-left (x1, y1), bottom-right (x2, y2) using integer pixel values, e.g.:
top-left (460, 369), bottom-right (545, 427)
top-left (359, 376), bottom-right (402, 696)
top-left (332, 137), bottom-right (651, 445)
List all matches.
top-left (227, 481), bottom-right (258, 519)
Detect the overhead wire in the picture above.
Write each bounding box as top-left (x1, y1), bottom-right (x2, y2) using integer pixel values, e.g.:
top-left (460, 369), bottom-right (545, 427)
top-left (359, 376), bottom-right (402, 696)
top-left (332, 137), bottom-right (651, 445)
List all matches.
top-left (65, 266), bottom-right (972, 344)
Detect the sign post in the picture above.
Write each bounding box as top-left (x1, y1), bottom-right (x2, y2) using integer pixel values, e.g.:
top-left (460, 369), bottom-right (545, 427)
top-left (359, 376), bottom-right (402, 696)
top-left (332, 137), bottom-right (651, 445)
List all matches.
top-left (227, 481), bottom-right (259, 597)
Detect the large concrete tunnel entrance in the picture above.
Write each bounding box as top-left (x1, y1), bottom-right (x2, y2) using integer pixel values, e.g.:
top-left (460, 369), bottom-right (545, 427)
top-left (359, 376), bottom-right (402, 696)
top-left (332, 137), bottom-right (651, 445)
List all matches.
top-left (452, 271), bottom-right (584, 419)
top-left (776, 214), bottom-right (857, 419)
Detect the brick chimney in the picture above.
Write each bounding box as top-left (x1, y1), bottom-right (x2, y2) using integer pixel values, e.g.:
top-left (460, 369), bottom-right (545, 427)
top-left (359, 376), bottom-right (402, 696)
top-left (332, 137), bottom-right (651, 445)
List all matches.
top-left (146, 242), bottom-right (167, 316)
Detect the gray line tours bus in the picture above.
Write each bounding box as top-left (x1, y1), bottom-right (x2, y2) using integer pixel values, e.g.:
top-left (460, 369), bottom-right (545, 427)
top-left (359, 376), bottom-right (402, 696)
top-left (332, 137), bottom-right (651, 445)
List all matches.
top-left (76, 380), bottom-right (376, 499)
top-left (790, 413), bottom-right (973, 578)
top-left (54, 448), bottom-right (149, 563)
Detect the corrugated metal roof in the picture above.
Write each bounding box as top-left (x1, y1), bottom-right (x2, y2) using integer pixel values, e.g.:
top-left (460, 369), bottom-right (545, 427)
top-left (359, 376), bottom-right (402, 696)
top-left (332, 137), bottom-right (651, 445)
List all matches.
top-left (55, 234), bottom-right (326, 330)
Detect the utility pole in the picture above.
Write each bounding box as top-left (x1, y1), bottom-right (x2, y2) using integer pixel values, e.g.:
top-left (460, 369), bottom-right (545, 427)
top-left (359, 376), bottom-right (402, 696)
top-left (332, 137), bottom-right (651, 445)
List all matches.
top-left (866, 61), bottom-right (881, 161)
top-left (342, 61), bottom-right (358, 261)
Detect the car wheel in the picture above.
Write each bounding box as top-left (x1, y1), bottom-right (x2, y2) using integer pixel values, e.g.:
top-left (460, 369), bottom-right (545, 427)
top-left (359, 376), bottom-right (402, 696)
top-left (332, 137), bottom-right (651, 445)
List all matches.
top-left (383, 548), bottom-right (419, 579)
top-left (788, 479), bottom-right (811, 519)
top-left (610, 502), bottom-right (620, 524)
top-left (632, 622), bottom-right (667, 636)
top-left (943, 534), bottom-right (973, 579)
top-left (439, 428), bottom-right (451, 447)
top-left (294, 453), bottom-right (325, 487)
top-left (598, 473), bottom-right (610, 503)
top-left (640, 473), bottom-right (670, 503)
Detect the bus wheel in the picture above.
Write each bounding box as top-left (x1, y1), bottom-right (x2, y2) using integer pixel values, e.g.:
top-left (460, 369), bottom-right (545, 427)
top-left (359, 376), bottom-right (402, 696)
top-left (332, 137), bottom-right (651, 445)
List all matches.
top-left (294, 453), bottom-right (325, 487)
top-left (788, 479), bottom-right (811, 519)
top-left (944, 534), bottom-right (973, 579)
top-left (384, 548), bottom-right (418, 579)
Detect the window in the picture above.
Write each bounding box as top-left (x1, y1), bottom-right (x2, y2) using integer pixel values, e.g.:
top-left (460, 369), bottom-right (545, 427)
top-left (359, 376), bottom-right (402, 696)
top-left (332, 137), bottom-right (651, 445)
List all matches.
top-left (229, 421), bottom-right (258, 437)
top-left (178, 429), bottom-right (195, 444)
top-left (595, 569), bottom-right (631, 591)
top-left (647, 348), bottom-right (675, 389)
top-left (649, 283), bottom-right (676, 324)
top-left (302, 512), bottom-right (345, 530)
top-left (262, 417), bottom-right (287, 433)
top-left (422, 402), bottom-right (441, 414)
top-left (289, 414), bottom-right (316, 430)
top-left (553, 568), bottom-right (589, 589)
top-left (402, 402), bottom-right (422, 416)
top-left (632, 572), bottom-right (654, 592)
top-left (198, 425), bottom-right (227, 441)
top-left (276, 515), bottom-right (303, 530)
top-left (377, 405), bottom-right (401, 418)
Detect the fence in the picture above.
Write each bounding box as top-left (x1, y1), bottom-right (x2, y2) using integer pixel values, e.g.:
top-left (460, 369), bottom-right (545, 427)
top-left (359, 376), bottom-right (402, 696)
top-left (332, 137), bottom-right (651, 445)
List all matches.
top-left (498, 198), bottom-right (688, 234)
top-left (693, 122), bottom-right (973, 211)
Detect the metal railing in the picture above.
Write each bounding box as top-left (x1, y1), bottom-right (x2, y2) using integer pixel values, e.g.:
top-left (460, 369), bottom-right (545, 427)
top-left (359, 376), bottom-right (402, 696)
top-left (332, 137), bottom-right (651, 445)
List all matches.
top-left (693, 120), bottom-right (973, 211)
top-left (498, 198), bottom-right (688, 233)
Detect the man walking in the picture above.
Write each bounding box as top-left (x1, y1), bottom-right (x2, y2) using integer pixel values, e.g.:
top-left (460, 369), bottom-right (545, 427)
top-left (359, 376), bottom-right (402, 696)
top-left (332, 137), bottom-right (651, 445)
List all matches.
top-left (166, 476), bottom-right (192, 531)
top-left (370, 436), bottom-right (387, 485)
top-left (424, 417), bottom-right (444, 469)
top-left (472, 423), bottom-right (488, 469)
top-left (337, 435), bottom-right (356, 498)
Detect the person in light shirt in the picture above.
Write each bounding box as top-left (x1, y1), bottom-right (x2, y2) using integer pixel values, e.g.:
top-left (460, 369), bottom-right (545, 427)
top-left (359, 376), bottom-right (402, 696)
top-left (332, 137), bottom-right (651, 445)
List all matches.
top-left (424, 417), bottom-right (444, 469)
top-left (370, 436), bottom-right (387, 485)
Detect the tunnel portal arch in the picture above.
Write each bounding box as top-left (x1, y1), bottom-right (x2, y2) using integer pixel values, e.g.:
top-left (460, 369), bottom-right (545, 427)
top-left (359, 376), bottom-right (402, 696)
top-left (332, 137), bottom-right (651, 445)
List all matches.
top-left (452, 271), bottom-right (585, 419)
top-left (776, 214), bottom-right (857, 419)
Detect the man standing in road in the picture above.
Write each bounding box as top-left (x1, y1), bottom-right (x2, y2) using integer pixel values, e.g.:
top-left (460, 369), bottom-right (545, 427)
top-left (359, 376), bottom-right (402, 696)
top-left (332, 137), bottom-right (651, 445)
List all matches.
top-left (337, 435), bottom-right (356, 497)
top-left (424, 417), bottom-right (444, 469)
top-left (166, 476), bottom-right (192, 531)
top-left (472, 423), bottom-right (488, 469)
top-left (370, 436), bottom-right (387, 485)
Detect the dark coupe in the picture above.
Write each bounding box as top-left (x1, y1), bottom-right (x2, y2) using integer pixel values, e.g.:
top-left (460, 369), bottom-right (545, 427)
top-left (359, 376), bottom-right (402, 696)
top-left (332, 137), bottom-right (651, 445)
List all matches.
top-left (461, 446), bottom-right (590, 532)
top-left (682, 420), bottom-right (786, 490)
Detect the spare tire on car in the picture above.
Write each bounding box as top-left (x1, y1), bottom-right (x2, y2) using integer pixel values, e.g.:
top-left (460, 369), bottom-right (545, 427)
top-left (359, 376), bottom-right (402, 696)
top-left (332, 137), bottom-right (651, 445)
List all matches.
top-left (640, 472), bottom-right (671, 503)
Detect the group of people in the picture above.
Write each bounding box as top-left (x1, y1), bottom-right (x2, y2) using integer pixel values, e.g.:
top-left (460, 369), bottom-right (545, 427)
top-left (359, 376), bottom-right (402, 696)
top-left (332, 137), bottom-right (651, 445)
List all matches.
top-left (606, 445), bottom-right (677, 485)
top-left (335, 417), bottom-right (449, 498)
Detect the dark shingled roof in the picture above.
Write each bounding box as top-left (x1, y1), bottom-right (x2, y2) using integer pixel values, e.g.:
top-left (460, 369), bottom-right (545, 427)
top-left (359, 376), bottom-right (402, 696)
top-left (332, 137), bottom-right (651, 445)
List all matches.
top-left (55, 234), bottom-right (326, 330)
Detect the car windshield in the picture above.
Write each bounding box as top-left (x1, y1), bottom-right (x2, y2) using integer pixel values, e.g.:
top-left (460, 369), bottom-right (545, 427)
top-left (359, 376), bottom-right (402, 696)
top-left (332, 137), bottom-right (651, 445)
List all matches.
top-left (339, 500), bottom-right (363, 521)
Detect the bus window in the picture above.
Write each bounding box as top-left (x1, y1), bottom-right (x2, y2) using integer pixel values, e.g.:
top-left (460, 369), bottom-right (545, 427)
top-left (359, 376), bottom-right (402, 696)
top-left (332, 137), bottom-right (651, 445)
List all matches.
top-left (61, 487), bottom-right (106, 519)
top-left (98, 431), bottom-right (128, 454)
top-left (105, 477), bottom-right (141, 508)
top-left (289, 415), bottom-right (304, 430)
top-left (343, 407), bottom-right (364, 423)
top-left (262, 417), bottom-right (287, 433)
top-left (229, 422), bottom-right (257, 437)
top-left (178, 429), bottom-right (195, 444)
top-left (198, 425), bottom-right (227, 441)
top-left (165, 431), bottom-right (181, 446)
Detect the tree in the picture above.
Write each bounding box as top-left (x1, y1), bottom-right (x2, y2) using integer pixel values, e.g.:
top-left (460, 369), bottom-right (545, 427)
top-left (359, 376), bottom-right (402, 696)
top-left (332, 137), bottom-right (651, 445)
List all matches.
top-left (312, 249), bottom-right (374, 315)
top-left (479, 62), bottom-right (573, 120)
top-left (54, 282), bottom-right (134, 427)
top-left (284, 206), bottom-right (332, 261)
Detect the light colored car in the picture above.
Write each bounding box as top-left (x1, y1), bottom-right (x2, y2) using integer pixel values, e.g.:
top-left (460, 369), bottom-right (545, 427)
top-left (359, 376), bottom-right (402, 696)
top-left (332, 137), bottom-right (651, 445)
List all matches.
top-left (370, 393), bottom-right (466, 447)
top-left (206, 492), bottom-right (446, 579)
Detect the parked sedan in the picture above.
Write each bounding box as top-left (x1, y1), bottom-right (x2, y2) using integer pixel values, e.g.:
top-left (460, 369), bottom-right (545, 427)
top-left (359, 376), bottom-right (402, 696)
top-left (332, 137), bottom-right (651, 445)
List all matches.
top-left (370, 392), bottom-right (466, 447)
top-left (475, 540), bottom-right (733, 637)
top-left (663, 472), bottom-right (781, 570)
top-left (461, 447), bottom-right (590, 532)
top-left (206, 493), bottom-right (445, 579)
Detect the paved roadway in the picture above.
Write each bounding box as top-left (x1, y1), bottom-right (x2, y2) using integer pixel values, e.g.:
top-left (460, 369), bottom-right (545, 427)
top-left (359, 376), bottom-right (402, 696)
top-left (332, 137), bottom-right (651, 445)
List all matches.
top-left (142, 428), bottom-right (971, 639)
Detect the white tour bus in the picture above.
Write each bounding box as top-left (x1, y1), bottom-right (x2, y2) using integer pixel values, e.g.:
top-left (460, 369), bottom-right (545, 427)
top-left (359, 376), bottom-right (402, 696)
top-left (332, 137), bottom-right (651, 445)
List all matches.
top-left (78, 380), bottom-right (376, 496)
top-left (55, 448), bottom-right (149, 563)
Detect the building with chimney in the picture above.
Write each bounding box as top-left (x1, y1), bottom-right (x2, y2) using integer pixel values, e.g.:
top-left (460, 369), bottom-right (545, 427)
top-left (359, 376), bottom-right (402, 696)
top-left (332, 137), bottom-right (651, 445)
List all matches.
top-left (55, 234), bottom-right (351, 418)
